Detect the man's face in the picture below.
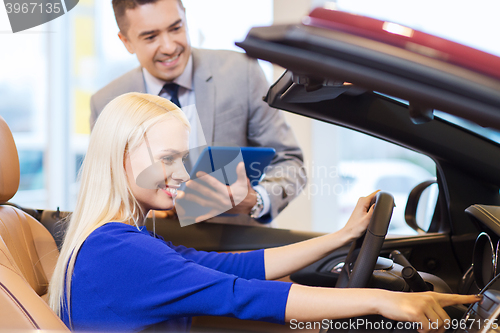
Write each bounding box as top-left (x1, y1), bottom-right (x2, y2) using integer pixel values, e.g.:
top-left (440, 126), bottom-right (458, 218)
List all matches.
top-left (118, 0), bottom-right (191, 82)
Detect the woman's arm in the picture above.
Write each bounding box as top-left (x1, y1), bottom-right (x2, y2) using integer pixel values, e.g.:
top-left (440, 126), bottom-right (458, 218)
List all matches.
top-left (264, 191), bottom-right (377, 280)
top-left (286, 285), bottom-right (481, 332)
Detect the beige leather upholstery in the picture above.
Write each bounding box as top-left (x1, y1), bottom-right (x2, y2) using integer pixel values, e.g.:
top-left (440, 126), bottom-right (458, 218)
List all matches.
top-left (0, 236), bottom-right (67, 330)
top-left (0, 116), bottom-right (68, 330)
top-left (0, 206), bottom-right (60, 297)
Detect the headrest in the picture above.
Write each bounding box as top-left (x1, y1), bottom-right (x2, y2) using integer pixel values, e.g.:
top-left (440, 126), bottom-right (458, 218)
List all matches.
top-left (0, 116), bottom-right (20, 203)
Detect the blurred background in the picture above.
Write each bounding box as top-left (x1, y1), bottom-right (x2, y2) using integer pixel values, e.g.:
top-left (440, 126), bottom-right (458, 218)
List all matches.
top-left (1, 0), bottom-right (499, 235)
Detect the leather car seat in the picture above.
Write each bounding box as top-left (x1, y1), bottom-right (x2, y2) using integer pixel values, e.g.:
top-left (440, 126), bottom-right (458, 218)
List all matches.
top-left (0, 115), bottom-right (68, 330)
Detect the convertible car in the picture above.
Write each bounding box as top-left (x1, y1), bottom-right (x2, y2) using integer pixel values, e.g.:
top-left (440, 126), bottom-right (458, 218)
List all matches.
top-left (1, 6), bottom-right (500, 333)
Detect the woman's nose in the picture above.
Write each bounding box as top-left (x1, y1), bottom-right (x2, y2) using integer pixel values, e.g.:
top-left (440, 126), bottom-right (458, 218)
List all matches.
top-left (172, 162), bottom-right (190, 183)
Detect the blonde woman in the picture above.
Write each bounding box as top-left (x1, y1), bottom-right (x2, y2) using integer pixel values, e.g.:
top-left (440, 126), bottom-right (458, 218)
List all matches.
top-left (48, 92), bottom-right (479, 332)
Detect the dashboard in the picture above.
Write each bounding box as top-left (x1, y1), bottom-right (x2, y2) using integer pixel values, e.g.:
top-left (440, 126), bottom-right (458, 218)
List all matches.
top-left (473, 233), bottom-right (498, 290)
top-left (459, 205), bottom-right (500, 333)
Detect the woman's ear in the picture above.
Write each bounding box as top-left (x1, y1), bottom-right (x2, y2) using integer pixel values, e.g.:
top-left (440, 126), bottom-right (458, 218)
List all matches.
top-left (123, 150), bottom-right (128, 169)
top-left (124, 152), bottom-right (133, 181)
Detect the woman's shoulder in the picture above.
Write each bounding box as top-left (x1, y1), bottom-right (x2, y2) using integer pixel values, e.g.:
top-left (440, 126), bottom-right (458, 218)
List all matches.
top-left (86, 222), bottom-right (146, 241)
top-left (81, 222), bottom-right (167, 256)
top-left (91, 221), bottom-right (145, 234)
top-left (75, 223), bottom-right (176, 274)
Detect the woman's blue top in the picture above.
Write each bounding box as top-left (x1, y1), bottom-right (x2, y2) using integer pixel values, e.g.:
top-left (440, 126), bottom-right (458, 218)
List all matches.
top-left (61, 222), bottom-right (292, 331)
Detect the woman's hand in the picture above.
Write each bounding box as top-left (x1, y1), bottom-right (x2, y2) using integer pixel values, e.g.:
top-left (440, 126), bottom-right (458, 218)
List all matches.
top-left (264, 191), bottom-right (382, 280)
top-left (286, 286), bottom-right (481, 333)
top-left (341, 190), bottom-right (379, 242)
top-left (377, 291), bottom-right (481, 333)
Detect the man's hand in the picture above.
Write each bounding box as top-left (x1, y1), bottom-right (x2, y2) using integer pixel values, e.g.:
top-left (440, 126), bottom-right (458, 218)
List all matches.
top-left (180, 162), bottom-right (257, 222)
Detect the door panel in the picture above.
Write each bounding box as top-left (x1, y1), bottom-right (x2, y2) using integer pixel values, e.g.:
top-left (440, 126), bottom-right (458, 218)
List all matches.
top-left (144, 218), bottom-right (324, 251)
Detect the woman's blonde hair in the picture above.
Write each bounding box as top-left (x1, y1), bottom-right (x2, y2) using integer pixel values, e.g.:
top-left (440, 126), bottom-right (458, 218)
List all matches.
top-left (48, 92), bottom-right (190, 321)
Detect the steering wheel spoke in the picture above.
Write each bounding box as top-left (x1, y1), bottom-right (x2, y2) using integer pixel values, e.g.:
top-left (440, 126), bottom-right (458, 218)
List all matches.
top-left (336, 192), bottom-right (395, 288)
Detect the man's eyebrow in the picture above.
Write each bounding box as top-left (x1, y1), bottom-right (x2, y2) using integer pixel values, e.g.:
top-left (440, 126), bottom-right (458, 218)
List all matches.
top-left (168, 19), bottom-right (182, 29)
top-left (138, 29), bottom-right (159, 38)
top-left (137, 19), bottom-right (182, 38)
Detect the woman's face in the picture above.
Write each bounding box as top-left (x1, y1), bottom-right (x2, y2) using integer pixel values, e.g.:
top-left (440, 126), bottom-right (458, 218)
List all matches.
top-left (125, 116), bottom-right (190, 213)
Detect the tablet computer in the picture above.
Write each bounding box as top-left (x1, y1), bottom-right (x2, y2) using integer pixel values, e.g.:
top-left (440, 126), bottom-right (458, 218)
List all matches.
top-left (190, 146), bottom-right (276, 186)
top-left (175, 146), bottom-right (275, 225)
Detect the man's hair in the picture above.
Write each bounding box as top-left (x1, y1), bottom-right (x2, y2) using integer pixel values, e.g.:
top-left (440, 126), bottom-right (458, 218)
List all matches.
top-left (112, 0), bottom-right (185, 35)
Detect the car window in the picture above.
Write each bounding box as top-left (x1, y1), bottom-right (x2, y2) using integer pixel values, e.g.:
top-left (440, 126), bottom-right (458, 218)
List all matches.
top-left (375, 176), bottom-right (418, 194)
top-left (273, 119), bottom-right (437, 236)
top-left (17, 150), bottom-right (44, 191)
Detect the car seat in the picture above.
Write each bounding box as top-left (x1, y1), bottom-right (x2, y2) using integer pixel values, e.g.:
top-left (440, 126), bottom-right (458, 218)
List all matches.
top-left (0, 115), bottom-right (68, 330)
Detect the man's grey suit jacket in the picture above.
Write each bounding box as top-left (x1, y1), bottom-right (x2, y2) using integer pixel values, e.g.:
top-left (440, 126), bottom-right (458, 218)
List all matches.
top-left (90, 48), bottom-right (306, 220)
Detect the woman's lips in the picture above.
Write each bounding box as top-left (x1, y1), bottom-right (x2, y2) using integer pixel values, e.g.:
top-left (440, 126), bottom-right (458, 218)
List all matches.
top-left (160, 186), bottom-right (178, 198)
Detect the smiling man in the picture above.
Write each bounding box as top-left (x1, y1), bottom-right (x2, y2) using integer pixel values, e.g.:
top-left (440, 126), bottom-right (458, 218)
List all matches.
top-left (116, 0), bottom-right (190, 83)
top-left (90, 0), bottom-right (306, 223)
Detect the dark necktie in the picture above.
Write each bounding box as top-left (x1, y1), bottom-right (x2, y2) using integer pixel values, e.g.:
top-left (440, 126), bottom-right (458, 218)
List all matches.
top-left (159, 83), bottom-right (181, 108)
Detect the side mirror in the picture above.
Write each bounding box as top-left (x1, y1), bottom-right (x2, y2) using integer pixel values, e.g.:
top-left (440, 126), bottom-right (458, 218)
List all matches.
top-left (405, 179), bottom-right (438, 233)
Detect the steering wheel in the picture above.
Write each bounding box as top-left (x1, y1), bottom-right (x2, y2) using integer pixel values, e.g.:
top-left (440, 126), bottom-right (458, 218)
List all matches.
top-left (336, 191), bottom-right (395, 288)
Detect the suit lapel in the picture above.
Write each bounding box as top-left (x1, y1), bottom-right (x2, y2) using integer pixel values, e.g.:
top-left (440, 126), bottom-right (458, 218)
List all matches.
top-left (133, 67), bottom-right (147, 93)
top-left (192, 49), bottom-right (215, 144)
